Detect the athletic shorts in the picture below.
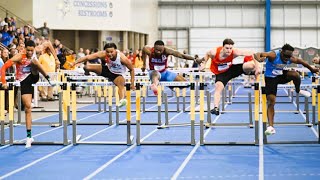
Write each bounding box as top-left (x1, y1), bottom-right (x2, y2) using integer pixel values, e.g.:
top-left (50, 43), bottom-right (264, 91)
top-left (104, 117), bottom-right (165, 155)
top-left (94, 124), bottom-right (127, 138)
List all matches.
top-left (149, 70), bottom-right (178, 81)
top-left (20, 73), bottom-right (40, 95)
top-left (101, 65), bottom-right (122, 82)
top-left (215, 64), bottom-right (245, 86)
top-left (264, 71), bottom-right (291, 96)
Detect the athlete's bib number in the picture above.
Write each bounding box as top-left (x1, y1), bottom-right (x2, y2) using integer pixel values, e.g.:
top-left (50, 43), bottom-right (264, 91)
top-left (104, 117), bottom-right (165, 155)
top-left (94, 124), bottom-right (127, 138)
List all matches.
top-left (272, 69), bottom-right (283, 75)
top-left (154, 65), bottom-right (165, 71)
top-left (218, 63), bottom-right (229, 71)
top-left (22, 66), bottom-right (31, 73)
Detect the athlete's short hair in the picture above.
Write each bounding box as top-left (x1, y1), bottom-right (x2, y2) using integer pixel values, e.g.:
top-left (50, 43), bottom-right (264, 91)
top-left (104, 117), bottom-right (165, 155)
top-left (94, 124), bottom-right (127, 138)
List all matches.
top-left (104, 42), bottom-right (117, 50)
top-left (25, 40), bottom-right (36, 47)
top-left (223, 38), bottom-right (234, 46)
top-left (281, 43), bottom-right (294, 52)
top-left (154, 40), bottom-right (165, 46)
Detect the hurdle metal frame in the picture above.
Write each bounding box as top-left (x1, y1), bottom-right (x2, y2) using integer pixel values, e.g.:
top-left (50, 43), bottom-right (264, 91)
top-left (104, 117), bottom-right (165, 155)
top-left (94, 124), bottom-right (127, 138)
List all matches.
top-left (136, 82), bottom-right (196, 145)
top-left (73, 83), bottom-right (134, 145)
top-left (200, 83), bottom-right (260, 145)
top-left (1, 83), bottom-right (71, 146)
top-left (261, 86), bottom-right (319, 144)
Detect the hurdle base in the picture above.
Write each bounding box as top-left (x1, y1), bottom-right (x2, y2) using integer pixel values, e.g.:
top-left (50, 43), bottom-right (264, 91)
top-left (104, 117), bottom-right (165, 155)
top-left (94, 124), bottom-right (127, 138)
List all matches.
top-left (118, 122), bottom-right (158, 125)
top-left (13, 140), bottom-right (71, 145)
top-left (265, 141), bottom-right (319, 144)
top-left (205, 122), bottom-right (253, 127)
top-left (139, 141), bottom-right (194, 145)
top-left (157, 123), bottom-right (202, 129)
top-left (202, 142), bottom-right (257, 145)
top-left (75, 141), bottom-right (132, 145)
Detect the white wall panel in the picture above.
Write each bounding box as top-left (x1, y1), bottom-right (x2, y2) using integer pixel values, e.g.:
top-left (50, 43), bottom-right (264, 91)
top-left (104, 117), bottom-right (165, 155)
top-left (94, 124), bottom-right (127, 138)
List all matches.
top-left (272, 29), bottom-right (320, 48)
top-left (271, 29), bottom-right (302, 49)
top-left (284, 5), bottom-right (301, 27)
top-left (318, 5), bottom-right (320, 26)
top-left (192, 6), bottom-right (209, 26)
top-left (226, 6), bottom-right (242, 27)
top-left (242, 5), bottom-right (262, 27)
top-left (177, 7), bottom-right (191, 27)
top-left (33, 0), bottom-right (131, 30)
top-left (161, 30), bottom-right (188, 51)
top-left (189, 28), bottom-right (264, 57)
top-left (162, 30), bottom-right (176, 39)
top-left (301, 30), bottom-right (318, 47)
top-left (318, 30), bottom-right (320, 47)
top-left (159, 6), bottom-right (176, 27)
top-left (284, 29), bottom-right (301, 47)
top-left (209, 6), bottom-right (226, 27)
top-left (271, 30), bottom-right (285, 49)
top-left (271, 6), bottom-right (284, 27)
top-left (177, 30), bottom-right (188, 51)
top-left (162, 30), bottom-right (177, 49)
top-left (301, 5), bottom-right (317, 27)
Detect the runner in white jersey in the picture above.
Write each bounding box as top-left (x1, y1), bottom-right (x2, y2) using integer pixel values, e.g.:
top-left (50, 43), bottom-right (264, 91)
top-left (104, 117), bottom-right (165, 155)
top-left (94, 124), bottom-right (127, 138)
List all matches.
top-left (72, 42), bottom-right (135, 107)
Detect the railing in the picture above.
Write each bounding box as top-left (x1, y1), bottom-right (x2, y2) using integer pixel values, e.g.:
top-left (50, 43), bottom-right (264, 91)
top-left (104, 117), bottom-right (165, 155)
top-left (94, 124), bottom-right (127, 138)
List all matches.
top-left (0, 5), bottom-right (71, 52)
top-left (0, 5), bottom-right (41, 35)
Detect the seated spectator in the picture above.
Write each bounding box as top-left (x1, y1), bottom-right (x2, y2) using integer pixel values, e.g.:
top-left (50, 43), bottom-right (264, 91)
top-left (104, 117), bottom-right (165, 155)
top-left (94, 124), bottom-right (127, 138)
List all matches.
top-left (63, 50), bottom-right (77, 70)
top-left (134, 50), bottom-right (143, 68)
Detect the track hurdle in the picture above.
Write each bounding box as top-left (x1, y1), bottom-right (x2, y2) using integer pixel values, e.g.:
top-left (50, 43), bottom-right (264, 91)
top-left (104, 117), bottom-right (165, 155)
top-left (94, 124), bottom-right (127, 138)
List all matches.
top-left (261, 85), bottom-right (319, 144)
top-left (137, 82), bottom-right (195, 145)
top-left (73, 83), bottom-right (134, 145)
top-left (201, 83), bottom-right (259, 145)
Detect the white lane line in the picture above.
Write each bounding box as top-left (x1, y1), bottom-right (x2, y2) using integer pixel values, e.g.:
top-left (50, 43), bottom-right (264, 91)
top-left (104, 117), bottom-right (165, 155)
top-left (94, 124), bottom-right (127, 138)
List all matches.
top-left (259, 85), bottom-right (264, 180)
top-left (171, 87), bottom-right (240, 180)
top-left (83, 105), bottom-right (190, 180)
top-left (0, 95), bottom-right (177, 179)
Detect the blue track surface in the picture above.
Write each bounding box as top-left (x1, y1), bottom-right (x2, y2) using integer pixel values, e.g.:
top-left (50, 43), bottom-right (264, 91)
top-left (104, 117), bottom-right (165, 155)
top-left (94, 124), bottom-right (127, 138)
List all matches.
top-left (1, 78), bottom-right (319, 180)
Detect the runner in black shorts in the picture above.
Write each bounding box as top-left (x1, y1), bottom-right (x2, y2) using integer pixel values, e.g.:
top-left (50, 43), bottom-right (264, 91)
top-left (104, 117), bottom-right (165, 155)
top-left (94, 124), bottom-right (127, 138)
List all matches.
top-left (215, 64), bottom-right (245, 86)
top-left (264, 70), bottom-right (292, 96)
top-left (72, 42), bottom-right (135, 108)
top-left (254, 43), bottom-right (319, 136)
top-left (198, 38), bottom-right (260, 115)
top-left (100, 64), bottom-right (121, 82)
top-left (1, 40), bottom-right (55, 148)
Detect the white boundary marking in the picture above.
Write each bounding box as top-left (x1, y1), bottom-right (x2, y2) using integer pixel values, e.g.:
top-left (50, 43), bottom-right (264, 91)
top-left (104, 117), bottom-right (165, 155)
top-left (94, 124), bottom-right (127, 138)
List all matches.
top-left (171, 87), bottom-right (240, 180)
top-left (83, 105), bottom-right (190, 180)
top-left (0, 94), bottom-right (177, 179)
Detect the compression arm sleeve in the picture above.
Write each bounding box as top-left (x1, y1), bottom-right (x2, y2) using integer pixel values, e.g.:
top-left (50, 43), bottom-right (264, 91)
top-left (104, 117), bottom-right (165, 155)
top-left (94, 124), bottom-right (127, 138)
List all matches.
top-left (1, 60), bottom-right (14, 85)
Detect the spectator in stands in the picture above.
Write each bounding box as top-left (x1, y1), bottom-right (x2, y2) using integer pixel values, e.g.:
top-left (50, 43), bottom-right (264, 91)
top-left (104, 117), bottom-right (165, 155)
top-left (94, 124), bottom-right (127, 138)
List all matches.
top-left (0, 17), bottom-right (9, 27)
top-left (127, 50), bottom-right (134, 65)
top-left (15, 28), bottom-right (21, 39)
top-left (58, 48), bottom-right (68, 69)
top-left (10, 17), bottom-right (16, 28)
top-left (39, 47), bottom-right (56, 101)
top-left (23, 25), bottom-right (30, 38)
top-left (18, 41), bottom-right (25, 52)
top-left (29, 27), bottom-right (36, 41)
top-left (1, 25), bottom-right (11, 46)
top-left (134, 49), bottom-right (143, 68)
top-left (0, 49), bottom-right (3, 68)
top-left (192, 55), bottom-right (199, 68)
top-left (312, 54), bottom-right (319, 64)
top-left (85, 48), bottom-right (91, 56)
top-left (37, 22), bottom-right (50, 39)
top-left (63, 50), bottom-right (76, 70)
top-left (53, 39), bottom-right (62, 55)
top-left (9, 47), bottom-right (18, 58)
top-left (76, 48), bottom-right (85, 59)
